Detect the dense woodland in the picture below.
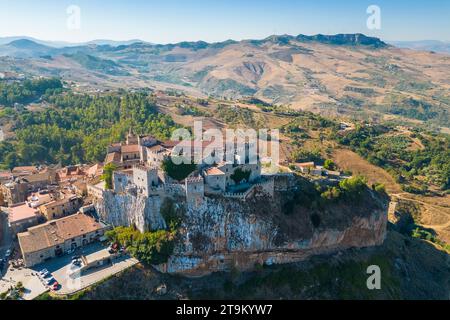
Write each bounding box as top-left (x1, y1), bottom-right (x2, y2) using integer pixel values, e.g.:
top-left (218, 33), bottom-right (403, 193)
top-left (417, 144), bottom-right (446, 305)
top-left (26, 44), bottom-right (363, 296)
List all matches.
top-left (0, 78), bottom-right (63, 106)
top-left (0, 79), bottom-right (179, 169)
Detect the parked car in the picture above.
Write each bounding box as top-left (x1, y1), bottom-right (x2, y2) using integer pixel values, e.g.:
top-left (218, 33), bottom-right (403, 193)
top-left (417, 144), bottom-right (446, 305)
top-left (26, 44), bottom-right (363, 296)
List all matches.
top-left (45, 277), bottom-right (55, 286)
top-left (71, 259), bottom-right (81, 267)
top-left (39, 269), bottom-right (52, 279)
top-left (71, 255), bottom-right (81, 261)
top-left (108, 243), bottom-right (119, 253)
top-left (51, 282), bottom-right (60, 291)
top-left (5, 249), bottom-right (11, 258)
top-left (38, 269), bottom-right (49, 276)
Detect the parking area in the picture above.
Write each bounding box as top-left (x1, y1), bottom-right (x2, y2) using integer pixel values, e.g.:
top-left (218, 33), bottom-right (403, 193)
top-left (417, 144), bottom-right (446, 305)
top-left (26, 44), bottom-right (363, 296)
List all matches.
top-left (1, 241), bottom-right (138, 299)
top-left (32, 242), bottom-right (138, 296)
top-left (0, 261), bottom-right (48, 300)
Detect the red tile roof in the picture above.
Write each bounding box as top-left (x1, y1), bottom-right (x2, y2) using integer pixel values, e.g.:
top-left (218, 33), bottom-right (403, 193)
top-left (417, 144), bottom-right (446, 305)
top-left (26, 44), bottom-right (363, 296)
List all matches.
top-left (121, 144), bottom-right (140, 153)
top-left (18, 213), bottom-right (105, 254)
top-left (205, 167), bottom-right (226, 176)
top-left (9, 203), bottom-right (38, 223)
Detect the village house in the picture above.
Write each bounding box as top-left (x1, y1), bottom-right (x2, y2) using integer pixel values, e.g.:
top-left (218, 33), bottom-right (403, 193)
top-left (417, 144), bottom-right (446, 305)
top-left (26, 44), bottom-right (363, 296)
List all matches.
top-left (0, 179), bottom-right (29, 207)
top-left (39, 194), bottom-right (83, 221)
top-left (8, 202), bottom-right (40, 234)
top-left (57, 165), bottom-right (86, 183)
top-left (295, 162), bottom-right (315, 174)
top-left (21, 169), bottom-right (57, 192)
top-left (85, 163), bottom-right (103, 179)
top-left (17, 213), bottom-right (107, 267)
top-left (0, 170), bottom-right (13, 184)
top-left (27, 191), bottom-right (55, 209)
top-left (11, 166), bottom-right (39, 177)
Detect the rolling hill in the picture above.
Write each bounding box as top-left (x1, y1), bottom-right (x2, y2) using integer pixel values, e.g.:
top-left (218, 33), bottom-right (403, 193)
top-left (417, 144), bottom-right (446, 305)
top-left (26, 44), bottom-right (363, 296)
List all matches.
top-left (0, 33), bottom-right (449, 127)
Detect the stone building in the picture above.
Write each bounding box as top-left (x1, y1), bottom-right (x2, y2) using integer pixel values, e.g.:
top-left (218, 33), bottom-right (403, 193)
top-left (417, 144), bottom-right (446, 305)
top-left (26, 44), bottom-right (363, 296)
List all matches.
top-left (8, 202), bottom-right (40, 234)
top-left (18, 213), bottom-right (107, 267)
top-left (39, 194), bottom-right (83, 221)
top-left (112, 170), bottom-right (133, 194)
top-left (0, 179), bottom-right (29, 207)
top-left (185, 176), bottom-right (205, 205)
top-left (133, 165), bottom-right (159, 197)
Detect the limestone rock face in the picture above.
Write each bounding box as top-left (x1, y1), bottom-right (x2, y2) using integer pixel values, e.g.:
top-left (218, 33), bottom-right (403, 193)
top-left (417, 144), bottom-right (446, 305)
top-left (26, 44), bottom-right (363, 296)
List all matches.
top-left (95, 181), bottom-right (388, 276)
top-left (162, 191), bottom-right (388, 276)
top-left (95, 191), bottom-right (166, 232)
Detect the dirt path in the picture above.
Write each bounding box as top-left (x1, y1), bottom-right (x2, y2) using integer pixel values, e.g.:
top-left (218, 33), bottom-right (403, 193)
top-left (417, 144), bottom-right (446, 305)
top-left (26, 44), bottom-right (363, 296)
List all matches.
top-left (391, 193), bottom-right (450, 232)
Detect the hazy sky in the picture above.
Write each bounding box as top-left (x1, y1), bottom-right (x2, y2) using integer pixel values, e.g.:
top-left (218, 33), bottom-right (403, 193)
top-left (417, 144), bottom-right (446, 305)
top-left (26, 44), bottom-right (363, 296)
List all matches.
top-left (0, 0), bottom-right (449, 43)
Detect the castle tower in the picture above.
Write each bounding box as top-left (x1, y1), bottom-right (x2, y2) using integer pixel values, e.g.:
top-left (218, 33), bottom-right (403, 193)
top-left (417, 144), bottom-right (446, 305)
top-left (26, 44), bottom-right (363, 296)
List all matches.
top-left (185, 176), bottom-right (204, 206)
top-left (126, 128), bottom-right (138, 145)
top-left (132, 165), bottom-right (159, 197)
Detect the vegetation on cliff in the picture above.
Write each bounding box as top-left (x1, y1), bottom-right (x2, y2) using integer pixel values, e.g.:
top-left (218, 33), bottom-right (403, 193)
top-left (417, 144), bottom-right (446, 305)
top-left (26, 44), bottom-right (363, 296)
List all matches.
top-left (106, 226), bottom-right (176, 266)
top-left (101, 163), bottom-right (118, 190)
top-left (105, 199), bottom-right (183, 265)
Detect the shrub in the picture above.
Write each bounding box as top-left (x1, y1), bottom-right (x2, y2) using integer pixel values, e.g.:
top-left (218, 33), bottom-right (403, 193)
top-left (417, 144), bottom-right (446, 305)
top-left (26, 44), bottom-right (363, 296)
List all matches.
top-left (160, 198), bottom-right (183, 229)
top-left (161, 157), bottom-right (197, 181)
top-left (339, 176), bottom-right (367, 198)
top-left (230, 168), bottom-right (251, 184)
top-left (101, 163), bottom-right (118, 190)
top-left (324, 159), bottom-right (336, 170)
top-left (106, 226), bottom-right (176, 265)
top-left (372, 183), bottom-right (386, 194)
top-left (321, 186), bottom-right (341, 201)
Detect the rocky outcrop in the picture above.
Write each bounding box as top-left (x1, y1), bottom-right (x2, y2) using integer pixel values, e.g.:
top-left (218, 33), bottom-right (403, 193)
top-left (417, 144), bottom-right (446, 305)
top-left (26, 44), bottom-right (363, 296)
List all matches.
top-left (159, 191), bottom-right (388, 276)
top-left (94, 190), bottom-right (166, 232)
top-left (95, 176), bottom-right (388, 277)
top-left (296, 33), bottom-right (388, 48)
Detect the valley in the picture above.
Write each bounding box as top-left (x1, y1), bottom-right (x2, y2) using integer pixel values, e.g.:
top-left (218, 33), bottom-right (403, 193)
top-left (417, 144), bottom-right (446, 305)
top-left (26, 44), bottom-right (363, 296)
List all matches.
top-left (1, 33), bottom-right (449, 130)
top-left (0, 33), bottom-right (449, 301)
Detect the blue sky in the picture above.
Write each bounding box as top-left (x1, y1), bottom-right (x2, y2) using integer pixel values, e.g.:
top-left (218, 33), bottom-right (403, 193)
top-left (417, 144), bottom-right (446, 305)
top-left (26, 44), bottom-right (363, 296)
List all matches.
top-left (0, 0), bottom-right (449, 43)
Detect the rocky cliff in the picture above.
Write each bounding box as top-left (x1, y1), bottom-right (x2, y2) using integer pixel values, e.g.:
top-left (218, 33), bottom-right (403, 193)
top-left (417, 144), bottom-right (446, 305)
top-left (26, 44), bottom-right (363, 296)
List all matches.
top-left (95, 191), bottom-right (166, 232)
top-left (162, 188), bottom-right (388, 276)
top-left (94, 176), bottom-right (388, 276)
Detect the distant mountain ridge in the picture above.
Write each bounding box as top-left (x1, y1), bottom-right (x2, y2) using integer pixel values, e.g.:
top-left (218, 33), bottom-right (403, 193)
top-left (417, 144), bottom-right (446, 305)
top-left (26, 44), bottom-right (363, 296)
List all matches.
top-left (0, 36), bottom-right (147, 48)
top-left (0, 33), bottom-right (388, 53)
top-left (0, 33), bottom-right (448, 127)
top-left (388, 40), bottom-right (450, 54)
top-left (0, 33), bottom-right (390, 59)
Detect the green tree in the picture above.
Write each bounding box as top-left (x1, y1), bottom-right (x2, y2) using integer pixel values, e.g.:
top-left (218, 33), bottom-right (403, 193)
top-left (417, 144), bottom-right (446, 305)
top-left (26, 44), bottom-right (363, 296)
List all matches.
top-left (230, 168), bottom-right (251, 184)
top-left (161, 157), bottom-right (197, 181)
top-left (339, 176), bottom-right (367, 198)
top-left (101, 163), bottom-right (118, 190)
top-left (324, 159), bottom-right (336, 170)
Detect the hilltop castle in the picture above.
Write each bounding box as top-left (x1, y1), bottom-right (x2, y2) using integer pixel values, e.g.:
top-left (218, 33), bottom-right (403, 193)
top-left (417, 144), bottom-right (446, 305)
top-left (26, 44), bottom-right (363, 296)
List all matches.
top-left (88, 131), bottom-right (274, 231)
